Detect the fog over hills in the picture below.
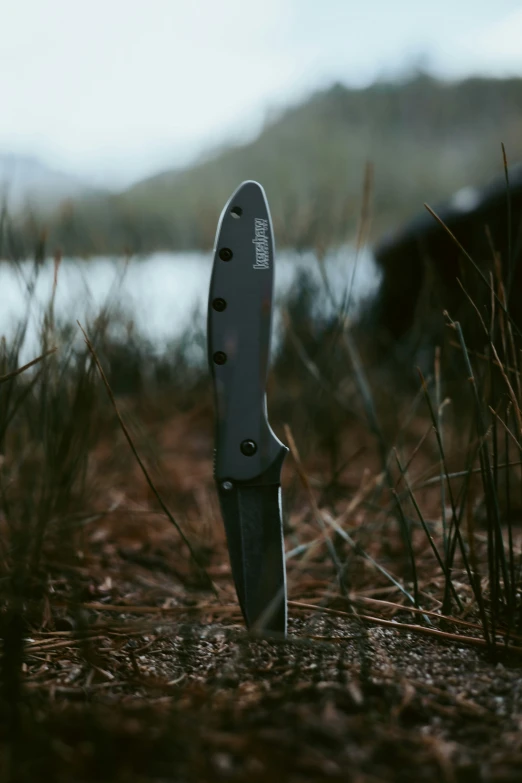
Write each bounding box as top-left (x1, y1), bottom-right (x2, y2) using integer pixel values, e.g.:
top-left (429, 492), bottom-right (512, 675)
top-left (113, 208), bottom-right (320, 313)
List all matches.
top-left (0, 153), bottom-right (100, 213)
top-left (9, 73), bottom-right (522, 255)
top-left (114, 73), bottom-right (522, 251)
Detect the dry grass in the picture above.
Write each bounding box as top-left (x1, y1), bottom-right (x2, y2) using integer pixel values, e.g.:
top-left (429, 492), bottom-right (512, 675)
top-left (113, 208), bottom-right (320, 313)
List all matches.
top-left (1, 171), bottom-right (522, 780)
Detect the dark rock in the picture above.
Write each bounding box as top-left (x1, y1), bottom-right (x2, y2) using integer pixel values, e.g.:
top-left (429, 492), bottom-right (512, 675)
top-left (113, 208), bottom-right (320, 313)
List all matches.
top-left (371, 165), bottom-right (522, 346)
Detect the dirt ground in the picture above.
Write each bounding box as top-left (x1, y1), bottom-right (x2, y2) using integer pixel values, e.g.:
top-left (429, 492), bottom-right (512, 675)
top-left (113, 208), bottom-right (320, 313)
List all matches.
top-left (13, 614), bottom-right (522, 782)
top-left (2, 410), bottom-right (522, 783)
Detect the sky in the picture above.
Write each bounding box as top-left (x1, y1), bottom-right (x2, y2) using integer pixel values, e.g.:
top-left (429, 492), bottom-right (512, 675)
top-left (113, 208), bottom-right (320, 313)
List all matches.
top-left (2, 0), bottom-right (522, 188)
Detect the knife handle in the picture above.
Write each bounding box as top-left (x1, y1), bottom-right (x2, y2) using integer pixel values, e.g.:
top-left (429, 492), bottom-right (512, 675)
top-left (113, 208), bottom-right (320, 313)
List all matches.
top-left (208, 181), bottom-right (286, 482)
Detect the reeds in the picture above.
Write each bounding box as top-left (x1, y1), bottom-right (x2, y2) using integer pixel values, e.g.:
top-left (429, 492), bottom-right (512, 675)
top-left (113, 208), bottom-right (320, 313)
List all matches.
top-left (267, 155), bottom-right (522, 660)
top-left (0, 251), bottom-right (208, 744)
top-left (0, 160), bottom-right (521, 781)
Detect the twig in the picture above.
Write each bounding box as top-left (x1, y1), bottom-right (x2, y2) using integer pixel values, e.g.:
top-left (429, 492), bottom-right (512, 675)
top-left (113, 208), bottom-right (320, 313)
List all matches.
top-left (0, 347), bottom-right (57, 384)
top-left (289, 601), bottom-right (522, 653)
top-left (77, 321), bottom-right (216, 594)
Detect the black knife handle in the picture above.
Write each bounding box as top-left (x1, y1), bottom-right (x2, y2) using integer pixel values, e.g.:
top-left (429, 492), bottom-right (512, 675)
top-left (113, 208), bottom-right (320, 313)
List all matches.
top-left (208, 181), bottom-right (286, 482)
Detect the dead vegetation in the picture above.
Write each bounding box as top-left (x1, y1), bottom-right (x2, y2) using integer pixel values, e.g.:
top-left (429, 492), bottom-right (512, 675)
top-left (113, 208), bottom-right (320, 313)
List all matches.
top-left (1, 161), bottom-right (522, 780)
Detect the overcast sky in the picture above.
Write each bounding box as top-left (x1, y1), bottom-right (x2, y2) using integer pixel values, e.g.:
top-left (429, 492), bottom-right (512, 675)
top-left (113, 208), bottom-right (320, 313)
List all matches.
top-left (2, 0), bottom-right (522, 187)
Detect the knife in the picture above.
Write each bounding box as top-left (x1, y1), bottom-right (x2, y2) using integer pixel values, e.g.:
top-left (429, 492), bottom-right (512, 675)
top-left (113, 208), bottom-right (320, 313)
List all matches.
top-left (207, 180), bottom-right (288, 635)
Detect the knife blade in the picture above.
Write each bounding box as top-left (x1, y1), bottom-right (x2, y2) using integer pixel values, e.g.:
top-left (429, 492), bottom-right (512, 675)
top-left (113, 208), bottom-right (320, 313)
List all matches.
top-left (207, 180), bottom-right (288, 635)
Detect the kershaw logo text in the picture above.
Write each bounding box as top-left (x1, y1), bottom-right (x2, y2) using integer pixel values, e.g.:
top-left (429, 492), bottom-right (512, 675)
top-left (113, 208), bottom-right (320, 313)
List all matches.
top-left (252, 218), bottom-right (270, 269)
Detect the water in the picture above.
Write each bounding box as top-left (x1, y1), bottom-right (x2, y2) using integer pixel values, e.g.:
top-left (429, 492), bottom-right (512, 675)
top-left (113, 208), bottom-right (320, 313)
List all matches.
top-left (0, 246), bottom-right (380, 360)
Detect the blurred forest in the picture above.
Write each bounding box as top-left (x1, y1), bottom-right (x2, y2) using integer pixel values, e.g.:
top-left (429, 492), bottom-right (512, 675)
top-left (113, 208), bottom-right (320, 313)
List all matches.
top-left (8, 71), bottom-right (522, 257)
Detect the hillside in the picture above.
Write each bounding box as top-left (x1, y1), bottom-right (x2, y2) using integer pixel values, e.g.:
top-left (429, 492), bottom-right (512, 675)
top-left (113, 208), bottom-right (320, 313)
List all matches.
top-left (21, 73), bottom-right (522, 254)
top-left (0, 153), bottom-right (98, 214)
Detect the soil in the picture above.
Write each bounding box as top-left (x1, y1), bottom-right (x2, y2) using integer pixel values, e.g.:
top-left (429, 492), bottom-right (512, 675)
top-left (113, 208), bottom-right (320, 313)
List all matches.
top-left (1, 411), bottom-right (522, 783)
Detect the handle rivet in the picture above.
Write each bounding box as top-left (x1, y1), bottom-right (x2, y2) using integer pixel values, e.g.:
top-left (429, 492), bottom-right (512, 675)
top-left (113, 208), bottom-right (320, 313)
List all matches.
top-left (240, 440), bottom-right (257, 456)
top-left (213, 351), bottom-right (227, 365)
top-left (219, 247), bottom-right (233, 262)
top-left (221, 480), bottom-right (233, 492)
top-left (212, 298), bottom-right (227, 312)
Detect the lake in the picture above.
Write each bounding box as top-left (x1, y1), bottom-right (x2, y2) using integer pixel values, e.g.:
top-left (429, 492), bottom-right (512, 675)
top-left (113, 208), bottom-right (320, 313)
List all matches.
top-left (0, 246), bottom-right (380, 360)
